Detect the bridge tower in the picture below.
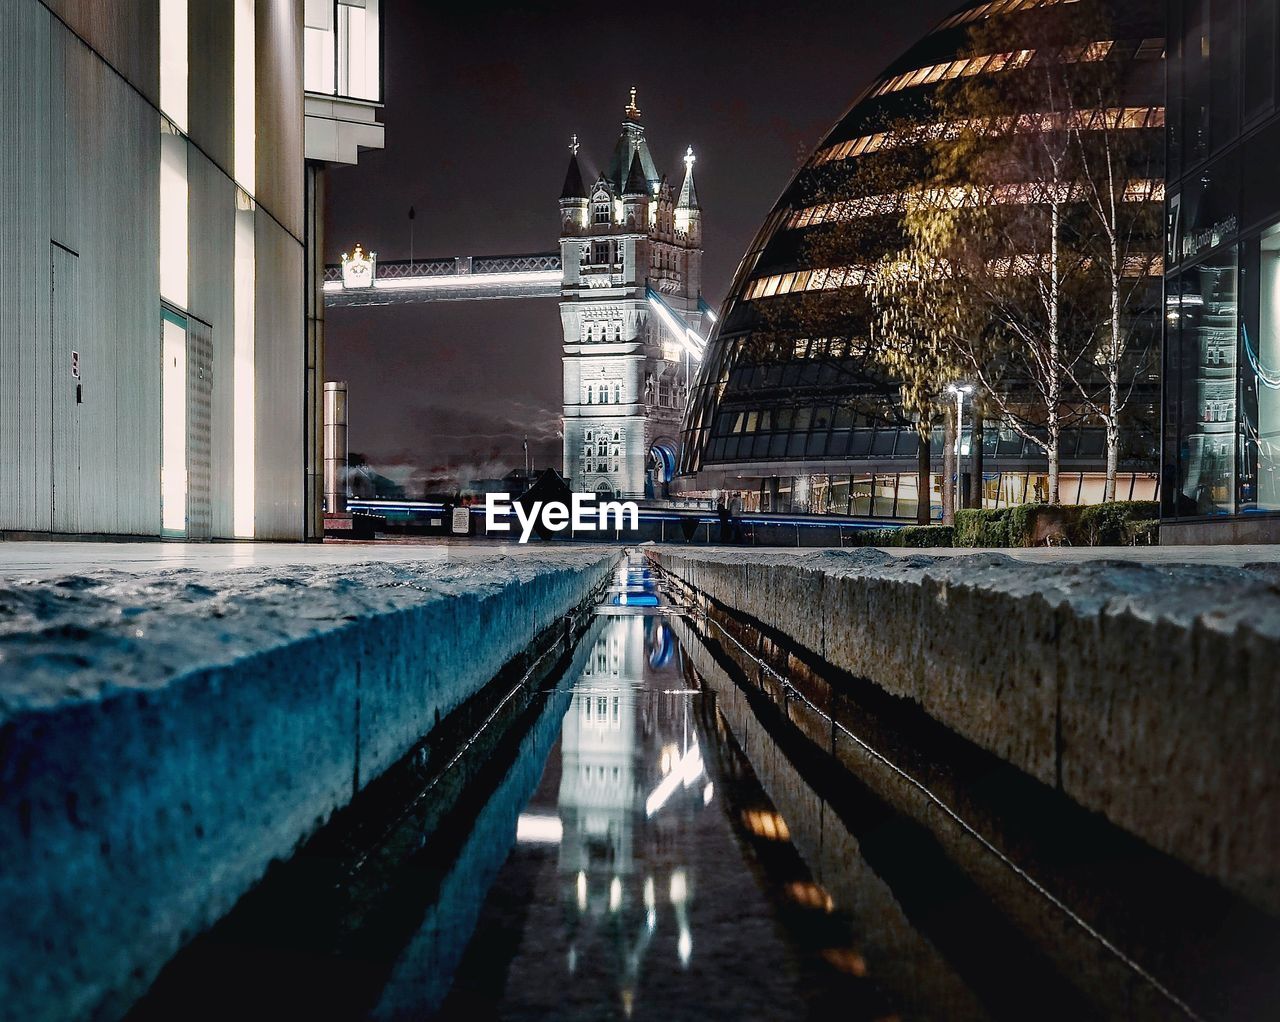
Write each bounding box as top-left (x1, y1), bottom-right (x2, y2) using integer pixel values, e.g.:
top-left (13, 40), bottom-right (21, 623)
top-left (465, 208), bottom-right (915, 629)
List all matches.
top-left (558, 89), bottom-right (705, 499)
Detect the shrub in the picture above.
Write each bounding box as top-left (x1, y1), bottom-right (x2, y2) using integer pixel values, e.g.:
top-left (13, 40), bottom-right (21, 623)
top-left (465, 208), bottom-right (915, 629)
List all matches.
top-left (845, 525), bottom-right (954, 548)
top-left (954, 508), bottom-right (1010, 547)
top-left (1123, 518), bottom-right (1160, 546)
top-left (892, 524), bottom-right (954, 547)
top-left (1072, 501), bottom-right (1160, 546)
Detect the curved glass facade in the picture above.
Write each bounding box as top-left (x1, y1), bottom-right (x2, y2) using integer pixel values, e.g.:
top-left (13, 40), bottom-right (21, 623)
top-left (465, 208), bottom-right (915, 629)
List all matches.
top-left (680, 0), bottom-right (1165, 516)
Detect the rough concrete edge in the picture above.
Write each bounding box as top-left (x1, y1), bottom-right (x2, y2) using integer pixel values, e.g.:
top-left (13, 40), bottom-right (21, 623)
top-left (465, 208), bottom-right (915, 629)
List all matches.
top-left (650, 549), bottom-right (1280, 917)
top-left (0, 551), bottom-right (621, 1022)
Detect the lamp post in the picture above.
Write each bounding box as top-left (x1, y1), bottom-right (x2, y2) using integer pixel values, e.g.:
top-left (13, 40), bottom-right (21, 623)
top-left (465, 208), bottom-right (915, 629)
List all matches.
top-left (947, 383), bottom-right (973, 515)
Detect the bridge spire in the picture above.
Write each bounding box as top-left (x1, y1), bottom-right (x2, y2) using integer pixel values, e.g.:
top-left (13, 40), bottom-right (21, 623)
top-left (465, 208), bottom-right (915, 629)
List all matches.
top-left (677, 146), bottom-right (699, 210)
top-left (625, 85), bottom-right (641, 121)
top-left (560, 137), bottom-right (587, 201)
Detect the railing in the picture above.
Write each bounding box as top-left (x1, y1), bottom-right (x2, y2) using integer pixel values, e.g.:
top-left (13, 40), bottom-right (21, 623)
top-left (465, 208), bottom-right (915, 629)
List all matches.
top-left (304, 0), bottom-right (383, 104)
top-left (323, 253), bottom-right (562, 284)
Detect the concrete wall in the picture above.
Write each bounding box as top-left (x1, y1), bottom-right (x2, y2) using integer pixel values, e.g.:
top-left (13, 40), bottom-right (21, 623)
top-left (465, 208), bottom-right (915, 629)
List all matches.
top-left (0, 549), bottom-right (618, 1022)
top-left (651, 548), bottom-right (1280, 916)
top-left (0, 0), bottom-right (307, 539)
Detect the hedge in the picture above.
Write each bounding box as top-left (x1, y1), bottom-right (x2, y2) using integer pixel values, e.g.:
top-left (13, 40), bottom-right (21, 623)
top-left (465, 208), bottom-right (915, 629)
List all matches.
top-left (847, 525), bottom-right (954, 548)
top-left (953, 501), bottom-right (1160, 548)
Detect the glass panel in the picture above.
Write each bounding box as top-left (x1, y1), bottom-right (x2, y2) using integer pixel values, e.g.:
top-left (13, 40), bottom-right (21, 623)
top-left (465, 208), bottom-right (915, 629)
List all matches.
top-left (1167, 0), bottom-right (1184, 179)
top-left (160, 0), bottom-right (188, 133)
top-left (896, 474), bottom-right (919, 521)
top-left (235, 0), bottom-right (256, 189)
top-left (1209, 0), bottom-right (1241, 148)
top-left (851, 476), bottom-right (872, 517)
top-left (1178, 149), bottom-right (1239, 262)
top-left (1241, 225), bottom-right (1280, 510)
top-left (1244, 0), bottom-right (1277, 124)
top-left (873, 475), bottom-right (897, 518)
top-left (1176, 251), bottom-right (1238, 515)
top-left (830, 475), bottom-right (851, 515)
top-left (159, 123), bottom-right (188, 308)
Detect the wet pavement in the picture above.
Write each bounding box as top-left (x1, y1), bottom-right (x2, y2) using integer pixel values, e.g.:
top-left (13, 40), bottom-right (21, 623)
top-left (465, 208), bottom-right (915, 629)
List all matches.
top-left (127, 552), bottom-right (1280, 1021)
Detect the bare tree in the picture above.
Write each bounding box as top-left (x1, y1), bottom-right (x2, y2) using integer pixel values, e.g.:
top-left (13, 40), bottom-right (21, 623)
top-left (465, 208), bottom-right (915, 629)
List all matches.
top-left (1066, 45), bottom-right (1163, 498)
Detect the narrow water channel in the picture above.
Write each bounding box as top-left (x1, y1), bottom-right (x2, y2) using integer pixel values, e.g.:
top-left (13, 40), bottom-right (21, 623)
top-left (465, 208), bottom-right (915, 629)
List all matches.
top-left (436, 558), bottom-right (894, 1021)
top-left (130, 552), bottom-right (1280, 1021)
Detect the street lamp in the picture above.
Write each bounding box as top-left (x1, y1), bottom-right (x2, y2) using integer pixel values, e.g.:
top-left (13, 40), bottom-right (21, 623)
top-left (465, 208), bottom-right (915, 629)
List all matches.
top-left (946, 383), bottom-right (973, 513)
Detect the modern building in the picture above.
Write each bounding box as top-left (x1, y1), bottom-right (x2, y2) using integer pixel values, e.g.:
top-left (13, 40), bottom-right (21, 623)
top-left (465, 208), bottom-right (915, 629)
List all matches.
top-left (1162, 0), bottom-right (1280, 543)
top-left (0, 0), bottom-right (382, 541)
top-left (678, 0), bottom-right (1165, 518)
top-left (559, 90), bottom-right (707, 500)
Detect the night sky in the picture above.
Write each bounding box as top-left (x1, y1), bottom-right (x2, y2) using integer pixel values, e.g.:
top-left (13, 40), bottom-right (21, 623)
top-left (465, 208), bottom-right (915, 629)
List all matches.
top-left (324, 0), bottom-right (959, 490)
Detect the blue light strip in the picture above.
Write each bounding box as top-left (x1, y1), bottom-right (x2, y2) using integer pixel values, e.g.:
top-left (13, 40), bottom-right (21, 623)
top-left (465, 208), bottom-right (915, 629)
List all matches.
top-left (347, 499), bottom-right (898, 531)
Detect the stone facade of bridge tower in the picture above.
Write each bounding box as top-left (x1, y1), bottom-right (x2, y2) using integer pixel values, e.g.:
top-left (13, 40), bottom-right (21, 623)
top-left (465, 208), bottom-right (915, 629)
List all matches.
top-left (558, 90), bottom-right (705, 500)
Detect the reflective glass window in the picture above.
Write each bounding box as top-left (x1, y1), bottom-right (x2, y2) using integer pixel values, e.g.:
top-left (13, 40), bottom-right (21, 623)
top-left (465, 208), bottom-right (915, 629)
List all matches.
top-left (1244, 0), bottom-right (1277, 125)
top-left (1176, 251), bottom-right (1238, 515)
top-left (1240, 224), bottom-right (1280, 510)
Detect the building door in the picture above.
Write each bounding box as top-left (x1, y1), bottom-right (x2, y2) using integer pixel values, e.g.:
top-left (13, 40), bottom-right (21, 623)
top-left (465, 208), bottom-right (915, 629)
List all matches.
top-left (51, 243), bottom-right (81, 533)
top-left (161, 308), bottom-right (188, 536)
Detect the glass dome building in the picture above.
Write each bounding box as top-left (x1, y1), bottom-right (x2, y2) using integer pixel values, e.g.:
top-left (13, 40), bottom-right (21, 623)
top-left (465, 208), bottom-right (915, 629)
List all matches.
top-left (679, 0), bottom-right (1165, 518)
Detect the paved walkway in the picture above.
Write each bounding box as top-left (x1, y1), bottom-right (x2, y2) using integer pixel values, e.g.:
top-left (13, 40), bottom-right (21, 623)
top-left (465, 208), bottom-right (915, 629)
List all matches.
top-left (0, 539), bottom-right (588, 578)
top-left (1, 538), bottom-right (1278, 578)
top-left (879, 544), bottom-right (1280, 565)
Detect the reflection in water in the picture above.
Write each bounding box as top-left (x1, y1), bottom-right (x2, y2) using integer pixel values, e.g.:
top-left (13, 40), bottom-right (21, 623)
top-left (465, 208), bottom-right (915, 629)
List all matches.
top-left (440, 559), bottom-right (879, 1020)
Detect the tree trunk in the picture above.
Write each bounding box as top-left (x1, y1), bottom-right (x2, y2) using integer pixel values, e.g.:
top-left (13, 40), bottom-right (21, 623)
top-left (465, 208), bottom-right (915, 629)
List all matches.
top-left (917, 424), bottom-right (932, 525)
top-left (1105, 415), bottom-right (1120, 502)
top-left (1104, 262), bottom-right (1122, 502)
top-left (1047, 440), bottom-right (1060, 505)
top-left (942, 404), bottom-right (956, 525)
top-left (1047, 197), bottom-right (1062, 505)
top-left (968, 409), bottom-right (984, 509)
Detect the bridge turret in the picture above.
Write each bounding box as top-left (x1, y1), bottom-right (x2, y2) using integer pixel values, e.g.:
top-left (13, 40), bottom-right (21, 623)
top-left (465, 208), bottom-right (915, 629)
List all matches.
top-left (621, 149), bottom-right (649, 230)
top-left (559, 135), bottom-right (588, 234)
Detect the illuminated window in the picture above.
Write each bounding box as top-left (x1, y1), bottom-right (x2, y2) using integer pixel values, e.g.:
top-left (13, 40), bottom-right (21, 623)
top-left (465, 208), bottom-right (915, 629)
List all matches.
top-left (160, 0), bottom-right (188, 133)
top-left (233, 193), bottom-right (255, 538)
top-left (305, 0), bottom-right (382, 102)
top-left (160, 119), bottom-right (188, 308)
top-left (235, 0), bottom-right (255, 190)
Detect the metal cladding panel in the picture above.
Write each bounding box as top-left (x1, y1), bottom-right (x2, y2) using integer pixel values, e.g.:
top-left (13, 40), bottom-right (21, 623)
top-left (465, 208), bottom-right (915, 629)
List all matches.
top-left (187, 318), bottom-right (214, 539)
top-left (256, 0), bottom-right (305, 242)
top-left (188, 149), bottom-right (236, 538)
top-left (187, 0), bottom-right (234, 176)
top-left (59, 24), bottom-right (162, 535)
top-left (43, 0), bottom-right (160, 108)
top-left (254, 210), bottom-right (305, 540)
top-left (0, 1), bottom-right (53, 531)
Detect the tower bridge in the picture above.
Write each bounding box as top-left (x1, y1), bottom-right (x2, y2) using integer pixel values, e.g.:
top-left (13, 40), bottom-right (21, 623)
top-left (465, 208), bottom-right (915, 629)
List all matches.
top-left (322, 88), bottom-right (711, 500)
